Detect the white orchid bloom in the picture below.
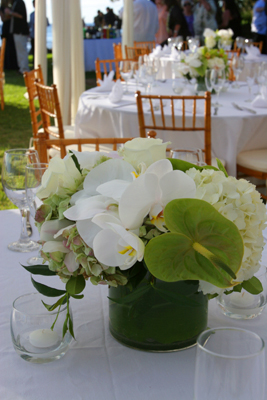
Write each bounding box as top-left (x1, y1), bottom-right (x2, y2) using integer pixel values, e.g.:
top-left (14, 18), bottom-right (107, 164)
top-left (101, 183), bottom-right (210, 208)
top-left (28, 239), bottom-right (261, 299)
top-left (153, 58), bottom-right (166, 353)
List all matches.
top-left (69, 158), bottom-right (136, 205)
top-left (119, 159), bottom-right (196, 231)
top-left (185, 53), bottom-right (202, 68)
top-left (64, 195), bottom-right (118, 221)
top-left (93, 222), bottom-right (145, 270)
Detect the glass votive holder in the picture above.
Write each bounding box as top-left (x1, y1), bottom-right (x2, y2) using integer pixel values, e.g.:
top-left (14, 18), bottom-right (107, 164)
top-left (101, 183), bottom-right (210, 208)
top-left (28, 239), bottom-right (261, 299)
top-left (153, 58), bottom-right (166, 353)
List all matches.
top-left (11, 292), bottom-right (73, 363)
top-left (170, 148), bottom-right (203, 164)
top-left (217, 266), bottom-right (267, 319)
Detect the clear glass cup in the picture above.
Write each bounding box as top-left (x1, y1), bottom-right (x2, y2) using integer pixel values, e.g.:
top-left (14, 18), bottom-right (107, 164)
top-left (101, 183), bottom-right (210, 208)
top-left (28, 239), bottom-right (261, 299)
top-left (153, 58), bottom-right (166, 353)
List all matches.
top-left (194, 327), bottom-right (266, 400)
top-left (245, 65), bottom-right (256, 102)
top-left (11, 292), bottom-right (73, 363)
top-left (210, 68), bottom-right (225, 107)
top-left (217, 266), bottom-right (267, 319)
top-left (235, 36), bottom-right (245, 53)
top-left (205, 69), bottom-right (216, 107)
top-left (170, 148), bottom-right (204, 164)
top-left (1, 149), bottom-right (40, 252)
top-left (232, 55), bottom-right (245, 89)
top-left (119, 60), bottom-right (133, 93)
top-left (25, 163), bottom-right (49, 265)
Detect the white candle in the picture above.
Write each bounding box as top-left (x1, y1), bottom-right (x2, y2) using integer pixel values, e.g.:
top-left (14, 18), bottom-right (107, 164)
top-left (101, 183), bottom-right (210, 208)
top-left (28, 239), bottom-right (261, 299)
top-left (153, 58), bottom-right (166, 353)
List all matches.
top-left (29, 329), bottom-right (59, 348)
top-left (230, 291), bottom-right (255, 308)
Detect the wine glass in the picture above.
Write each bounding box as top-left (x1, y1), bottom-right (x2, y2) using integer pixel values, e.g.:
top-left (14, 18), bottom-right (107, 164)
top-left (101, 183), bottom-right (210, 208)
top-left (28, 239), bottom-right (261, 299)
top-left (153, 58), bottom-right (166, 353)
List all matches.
top-left (245, 65), bottom-right (256, 102)
top-left (194, 327), bottom-right (266, 400)
top-left (25, 163), bottom-right (49, 265)
top-left (119, 60), bottom-right (133, 93)
top-left (2, 149), bottom-right (40, 252)
top-left (235, 36), bottom-right (245, 53)
top-left (210, 68), bottom-right (225, 107)
top-left (205, 69), bottom-right (216, 106)
top-left (231, 55), bottom-right (244, 88)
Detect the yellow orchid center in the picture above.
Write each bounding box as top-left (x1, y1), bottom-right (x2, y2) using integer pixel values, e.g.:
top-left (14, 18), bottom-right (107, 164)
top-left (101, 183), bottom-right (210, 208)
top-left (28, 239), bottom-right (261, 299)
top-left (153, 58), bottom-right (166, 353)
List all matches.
top-left (118, 245), bottom-right (136, 257)
top-left (132, 171), bottom-right (139, 179)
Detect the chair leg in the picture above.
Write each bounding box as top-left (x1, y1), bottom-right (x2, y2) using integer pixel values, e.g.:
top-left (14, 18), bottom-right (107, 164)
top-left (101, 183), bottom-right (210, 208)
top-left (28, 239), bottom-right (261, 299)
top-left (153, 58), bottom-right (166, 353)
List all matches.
top-left (0, 84), bottom-right (4, 110)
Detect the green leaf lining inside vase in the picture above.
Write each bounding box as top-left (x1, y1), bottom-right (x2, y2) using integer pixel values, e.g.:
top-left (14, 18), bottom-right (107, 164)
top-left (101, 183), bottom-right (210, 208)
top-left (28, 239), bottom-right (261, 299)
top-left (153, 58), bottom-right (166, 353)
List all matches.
top-left (144, 199), bottom-right (244, 289)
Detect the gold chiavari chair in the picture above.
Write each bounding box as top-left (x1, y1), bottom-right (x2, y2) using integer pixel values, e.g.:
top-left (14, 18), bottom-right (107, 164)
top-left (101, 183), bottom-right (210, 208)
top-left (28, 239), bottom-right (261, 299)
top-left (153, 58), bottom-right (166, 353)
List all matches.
top-left (234, 41), bottom-right (263, 53)
top-left (0, 38), bottom-right (6, 110)
top-left (135, 90), bottom-right (212, 166)
top-left (124, 45), bottom-right (150, 60)
top-left (134, 41), bottom-right (156, 52)
top-left (113, 43), bottom-right (123, 59)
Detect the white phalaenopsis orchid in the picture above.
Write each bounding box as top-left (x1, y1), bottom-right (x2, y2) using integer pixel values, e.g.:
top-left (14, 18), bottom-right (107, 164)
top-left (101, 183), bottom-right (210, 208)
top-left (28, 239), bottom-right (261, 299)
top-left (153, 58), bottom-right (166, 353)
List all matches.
top-left (119, 159), bottom-right (196, 231)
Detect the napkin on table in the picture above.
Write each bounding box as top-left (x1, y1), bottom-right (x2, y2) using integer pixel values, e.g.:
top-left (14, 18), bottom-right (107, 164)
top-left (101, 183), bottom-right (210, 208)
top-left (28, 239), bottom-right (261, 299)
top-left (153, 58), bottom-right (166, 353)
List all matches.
top-left (252, 85), bottom-right (267, 108)
top-left (170, 47), bottom-right (181, 60)
top-left (108, 79), bottom-right (124, 103)
top-left (95, 70), bottom-right (115, 92)
top-left (245, 46), bottom-right (261, 60)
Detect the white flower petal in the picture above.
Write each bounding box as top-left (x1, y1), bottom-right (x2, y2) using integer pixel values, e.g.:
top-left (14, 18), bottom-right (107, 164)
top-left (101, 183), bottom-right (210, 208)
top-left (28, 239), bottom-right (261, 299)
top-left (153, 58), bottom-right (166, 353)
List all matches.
top-left (64, 251), bottom-right (79, 272)
top-left (64, 195), bottom-right (112, 221)
top-left (93, 229), bottom-right (126, 267)
top-left (160, 170), bottom-right (196, 206)
top-left (42, 241), bottom-right (70, 253)
top-left (96, 179), bottom-right (131, 201)
top-left (76, 219), bottom-right (102, 248)
top-left (145, 159), bottom-right (173, 180)
top-left (40, 219), bottom-right (74, 242)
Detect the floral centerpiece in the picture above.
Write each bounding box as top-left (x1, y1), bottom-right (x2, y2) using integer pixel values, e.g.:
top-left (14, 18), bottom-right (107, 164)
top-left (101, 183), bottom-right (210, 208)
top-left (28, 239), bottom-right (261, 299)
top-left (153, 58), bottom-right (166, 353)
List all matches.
top-left (23, 138), bottom-right (267, 351)
top-left (174, 46), bottom-right (228, 92)
top-left (204, 28), bottom-right (234, 50)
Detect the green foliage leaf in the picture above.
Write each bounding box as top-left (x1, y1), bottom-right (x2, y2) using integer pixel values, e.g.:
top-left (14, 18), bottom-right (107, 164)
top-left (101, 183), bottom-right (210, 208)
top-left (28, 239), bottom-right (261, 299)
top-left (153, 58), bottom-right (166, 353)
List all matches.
top-left (66, 275), bottom-right (86, 295)
top-left (21, 264), bottom-right (56, 276)
top-left (68, 315), bottom-right (75, 339)
top-left (69, 150), bottom-right (82, 173)
top-left (41, 295), bottom-right (67, 311)
top-left (108, 284), bottom-right (151, 305)
top-left (242, 276), bottom-right (263, 295)
top-left (144, 199), bottom-right (244, 289)
top-left (71, 294), bottom-right (84, 299)
top-left (153, 287), bottom-right (203, 307)
top-left (216, 158), bottom-right (228, 177)
top-left (168, 158), bottom-right (217, 173)
top-left (31, 276), bottom-right (66, 297)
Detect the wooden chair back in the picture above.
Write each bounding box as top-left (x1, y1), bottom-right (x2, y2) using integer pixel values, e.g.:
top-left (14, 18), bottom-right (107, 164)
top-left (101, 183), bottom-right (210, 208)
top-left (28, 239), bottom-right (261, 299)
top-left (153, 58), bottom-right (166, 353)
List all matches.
top-left (23, 65), bottom-right (45, 149)
top-left (35, 81), bottom-right (66, 160)
top-left (125, 45), bottom-right (150, 60)
top-left (234, 41), bottom-right (263, 53)
top-left (226, 50), bottom-right (241, 81)
top-left (36, 137), bottom-right (136, 163)
top-left (134, 41), bottom-right (156, 52)
top-left (135, 90), bottom-right (212, 165)
top-left (0, 38), bottom-right (6, 110)
top-left (113, 43), bottom-right (122, 59)
top-left (95, 58), bottom-right (135, 85)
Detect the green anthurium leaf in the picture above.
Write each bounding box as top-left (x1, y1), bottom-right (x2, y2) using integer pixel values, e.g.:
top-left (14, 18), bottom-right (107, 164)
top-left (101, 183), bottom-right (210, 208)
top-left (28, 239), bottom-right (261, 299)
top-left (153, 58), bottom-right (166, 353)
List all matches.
top-left (42, 295), bottom-right (67, 311)
top-left (31, 276), bottom-right (66, 297)
top-left (168, 158), bottom-right (218, 173)
top-left (144, 199), bottom-right (244, 289)
top-left (242, 276), bottom-right (263, 295)
top-left (108, 285), bottom-right (151, 305)
top-left (66, 275), bottom-right (86, 295)
top-left (21, 264), bottom-right (57, 276)
top-left (216, 158), bottom-right (228, 177)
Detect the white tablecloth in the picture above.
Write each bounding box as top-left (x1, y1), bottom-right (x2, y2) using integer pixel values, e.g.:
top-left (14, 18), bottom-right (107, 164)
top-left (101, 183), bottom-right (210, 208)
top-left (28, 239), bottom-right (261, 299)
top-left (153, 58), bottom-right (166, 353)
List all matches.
top-left (157, 54), bottom-right (267, 81)
top-left (84, 38), bottom-right (121, 72)
top-left (0, 209), bottom-right (267, 400)
top-left (74, 81), bottom-right (267, 177)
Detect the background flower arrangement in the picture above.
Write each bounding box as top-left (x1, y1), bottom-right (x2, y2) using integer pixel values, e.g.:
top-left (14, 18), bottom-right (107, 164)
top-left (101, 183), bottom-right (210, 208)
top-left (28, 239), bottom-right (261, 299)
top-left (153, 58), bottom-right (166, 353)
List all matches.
top-left (204, 28), bottom-right (234, 50)
top-left (23, 138), bottom-right (267, 338)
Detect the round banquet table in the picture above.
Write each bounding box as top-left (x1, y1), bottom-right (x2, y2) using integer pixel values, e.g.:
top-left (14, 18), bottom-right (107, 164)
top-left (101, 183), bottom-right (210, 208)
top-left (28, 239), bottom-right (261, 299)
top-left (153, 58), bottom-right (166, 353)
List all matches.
top-left (74, 80), bottom-right (267, 177)
top-left (0, 209), bottom-right (267, 400)
top-left (156, 54), bottom-right (267, 81)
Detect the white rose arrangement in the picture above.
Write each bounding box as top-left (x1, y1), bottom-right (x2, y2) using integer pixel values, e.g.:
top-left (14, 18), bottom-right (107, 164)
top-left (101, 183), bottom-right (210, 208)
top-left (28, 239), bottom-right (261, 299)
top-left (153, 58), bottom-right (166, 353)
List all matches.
top-left (204, 28), bottom-right (234, 50)
top-left (23, 138), bottom-right (267, 338)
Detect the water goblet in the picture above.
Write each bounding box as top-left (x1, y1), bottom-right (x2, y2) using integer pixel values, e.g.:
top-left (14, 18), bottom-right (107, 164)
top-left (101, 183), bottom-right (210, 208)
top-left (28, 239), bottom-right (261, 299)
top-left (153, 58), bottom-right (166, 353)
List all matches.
top-left (119, 60), bottom-right (133, 94)
top-left (231, 55), bottom-right (244, 89)
top-left (194, 327), bottom-right (266, 400)
top-left (175, 35), bottom-right (183, 51)
top-left (25, 163), bottom-right (49, 265)
top-left (2, 149), bottom-right (40, 252)
top-left (235, 36), bottom-right (245, 53)
top-left (205, 69), bottom-right (216, 106)
top-left (210, 68), bottom-right (225, 107)
top-left (245, 65), bottom-right (256, 102)
top-left (168, 37), bottom-right (176, 49)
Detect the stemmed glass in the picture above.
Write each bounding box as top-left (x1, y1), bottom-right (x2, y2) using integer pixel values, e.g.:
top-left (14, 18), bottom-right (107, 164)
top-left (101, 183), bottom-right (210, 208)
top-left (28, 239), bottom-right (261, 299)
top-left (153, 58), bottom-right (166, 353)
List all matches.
top-left (119, 60), bottom-right (133, 94)
top-left (235, 36), bottom-right (245, 53)
top-left (2, 149), bottom-right (40, 252)
top-left (245, 65), bottom-right (256, 102)
top-left (25, 163), bottom-right (49, 265)
top-left (232, 55), bottom-right (244, 88)
top-left (205, 69), bottom-right (216, 106)
top-left (210, 68), bottom-right (225, 107)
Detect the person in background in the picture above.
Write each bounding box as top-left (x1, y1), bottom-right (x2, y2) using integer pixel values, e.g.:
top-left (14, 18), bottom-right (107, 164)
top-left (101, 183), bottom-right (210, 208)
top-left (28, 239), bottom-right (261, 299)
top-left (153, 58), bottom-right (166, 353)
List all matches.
top-left (155, 0), bottom-right (169, 45)
top-left (5, 0), bottom-right (29, 74)
top-left (165, 0), bottom-right (190, 41)
top-left (193, 0), bottom-right (218, 41)
top-left (181, 0), bottom-right (194, 37)
top-left (29, 0), bottom-right (34, 62)
top-left (0, 0), bottom-right (18, 70)
top-left (220, 0), bottom-right (242, 40)
top-left (251, 0), bottom-right (267, 53)
top-left (104, 7), bottom-right (116, 27)
top-left (132, 0), bottom-right (159, 42)
top-left (94, 10), bottom-right (104, 28)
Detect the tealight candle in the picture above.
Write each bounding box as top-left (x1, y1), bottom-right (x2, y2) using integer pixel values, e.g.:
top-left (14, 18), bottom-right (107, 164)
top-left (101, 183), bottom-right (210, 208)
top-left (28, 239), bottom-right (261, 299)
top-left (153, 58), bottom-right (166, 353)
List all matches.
top-left (230, 291), bottom-right (255, 308)
top-left (29, 329), bottom-right (59, 348)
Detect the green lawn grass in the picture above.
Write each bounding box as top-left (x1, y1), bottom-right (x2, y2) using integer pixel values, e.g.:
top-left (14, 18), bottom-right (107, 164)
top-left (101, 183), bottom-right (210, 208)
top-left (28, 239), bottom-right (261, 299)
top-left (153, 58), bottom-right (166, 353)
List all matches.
top-left (0, 54), bottom-right (96, 210)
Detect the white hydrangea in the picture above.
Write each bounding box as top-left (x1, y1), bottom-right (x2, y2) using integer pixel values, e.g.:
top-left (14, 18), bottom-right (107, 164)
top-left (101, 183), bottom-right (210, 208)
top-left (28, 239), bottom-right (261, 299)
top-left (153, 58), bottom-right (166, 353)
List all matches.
top-left (186, 168), bottom-right (267, 294)
top-left (207, 57), bottom-right (225, 70)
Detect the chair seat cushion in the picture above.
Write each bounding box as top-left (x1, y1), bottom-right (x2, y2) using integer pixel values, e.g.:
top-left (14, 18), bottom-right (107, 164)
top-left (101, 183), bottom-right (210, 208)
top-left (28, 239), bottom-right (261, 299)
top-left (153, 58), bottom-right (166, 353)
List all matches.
top-left (49, 125), bottom-right (75, 139)
top-left (237, 149), bottom-right (267, 173)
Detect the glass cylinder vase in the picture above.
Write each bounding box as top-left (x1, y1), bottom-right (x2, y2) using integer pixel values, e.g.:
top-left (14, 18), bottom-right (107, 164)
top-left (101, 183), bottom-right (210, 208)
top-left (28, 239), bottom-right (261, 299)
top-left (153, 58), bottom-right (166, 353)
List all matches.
top-left (109, 275), bottom-right (208, 352)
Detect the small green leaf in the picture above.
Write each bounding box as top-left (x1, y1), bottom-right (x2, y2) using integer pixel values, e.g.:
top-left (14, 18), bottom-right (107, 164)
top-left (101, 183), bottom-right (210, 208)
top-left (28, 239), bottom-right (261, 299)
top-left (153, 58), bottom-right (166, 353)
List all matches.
top-left (71, 294), bottom-right (84, 299)
top-left (66, 275), bottom-right (86, 295)
top-left (68, 315), bottom-right (75, 339)
top-left (62, 316), bottom-right (68, 337)
top-left (42, 295), bottom-right (67, 311)
top-left (168, 158), bottom-right (218, 172)
top-left (242, 276), bottom-right (263, 295)
top-left (69, 151), bottom-right (82, 173)
top-left (216, 158), bottom-right (228, 177)
top-left (21, 264), bottom-right (56, 276)
top-left (31, 276), bottom-right (66, 297)
top-left (108, 285), bottom-right (151, 305)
